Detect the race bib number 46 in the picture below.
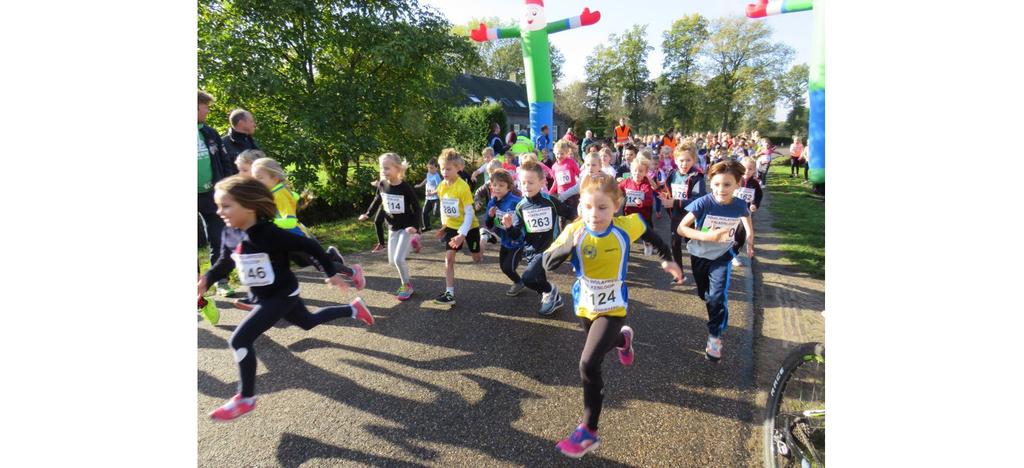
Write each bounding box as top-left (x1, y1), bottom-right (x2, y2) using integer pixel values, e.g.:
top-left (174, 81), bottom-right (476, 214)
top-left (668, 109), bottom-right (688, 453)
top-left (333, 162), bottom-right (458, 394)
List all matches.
top-left (625, 189), bottom-right (644, 207)
top-left (735, 187), bottom-right (755, 203)
top-left (440, 198), bottom-right (460, 219)
top-left (701, 215), bottom-right (741, 242)
top-left (383, 193), bottom-right (405, 214)
top-left (522, 207), bottom-right (553, 233)
top-left (579, 277), bottom-right (626, 313)
top-left (231, 252), bottom-right (275, 287)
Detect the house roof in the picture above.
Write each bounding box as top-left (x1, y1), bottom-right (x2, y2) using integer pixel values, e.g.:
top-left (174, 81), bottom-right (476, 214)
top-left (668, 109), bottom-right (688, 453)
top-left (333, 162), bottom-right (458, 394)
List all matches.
top-left (452, 73), bottom-right (567, 122)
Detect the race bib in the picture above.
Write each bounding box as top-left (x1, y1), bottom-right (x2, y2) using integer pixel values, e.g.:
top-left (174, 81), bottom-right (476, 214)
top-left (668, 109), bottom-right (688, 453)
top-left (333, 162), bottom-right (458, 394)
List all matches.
top-left (522, 207), bottom-right (553, 233)
top-left (383, 193), bottom-right (405, 214)
top-left (625, 189), bottom-right (644, 207)
top-left (701, 215), bottom-right (741, 242)
top-left (672, 183), bottom-right (688, 201)
top-left (496, 209), bottom-right (518, 227)
top-left (578, 277), bottom-right (626, 313)
top-left (440, 197), bottom-right (460, 219)
top-left (231, 252), bottom-right (275, 287)
top-left (735, 187), bottom-right (755, 203)
top-left (556, 170), bottom-right (571, 186)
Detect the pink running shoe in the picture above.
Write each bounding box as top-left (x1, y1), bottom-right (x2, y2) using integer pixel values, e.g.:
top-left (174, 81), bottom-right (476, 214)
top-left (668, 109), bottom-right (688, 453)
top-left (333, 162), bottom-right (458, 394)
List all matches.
top-left (617, 326), bottom-right (635, 366)
top-left (209, 394), bottom-right (256, 421)
top-left (350, 264), bottom-right (366, 290)
top-left (411, 234), bottom-right (422, 254)
top-left (350, 297), bottom-right (374, 326)
top-left (556, 424), bottom-right (601, 458)
top-left (396, 284), bottom-right (414, 301)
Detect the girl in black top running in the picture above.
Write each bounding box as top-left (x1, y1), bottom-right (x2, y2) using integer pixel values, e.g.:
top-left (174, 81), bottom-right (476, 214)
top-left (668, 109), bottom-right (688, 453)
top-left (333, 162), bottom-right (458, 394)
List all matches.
top-left (198, 175), bottom-right (375, 421)
top-left (360, 153), bottom-right (423, 301)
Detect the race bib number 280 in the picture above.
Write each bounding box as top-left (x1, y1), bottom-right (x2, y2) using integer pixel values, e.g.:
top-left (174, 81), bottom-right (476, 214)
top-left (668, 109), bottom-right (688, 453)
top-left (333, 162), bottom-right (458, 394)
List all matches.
top-left (231, 252), bottom-right (275, 287)
top-left (440, 198), bottom-right (460, 219)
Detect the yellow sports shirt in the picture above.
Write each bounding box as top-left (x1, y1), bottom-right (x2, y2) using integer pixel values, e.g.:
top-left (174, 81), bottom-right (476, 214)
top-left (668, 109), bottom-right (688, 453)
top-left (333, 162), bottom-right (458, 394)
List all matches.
top-left (436, 177), bottom-right (479, 230)
top-left (548, 214), bottom-right (647, 319)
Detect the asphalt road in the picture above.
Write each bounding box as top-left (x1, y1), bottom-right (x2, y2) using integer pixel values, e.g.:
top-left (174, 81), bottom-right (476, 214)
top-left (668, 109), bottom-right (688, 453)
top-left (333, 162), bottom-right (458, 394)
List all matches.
top-left (198, 212), bottom-right (758, 467)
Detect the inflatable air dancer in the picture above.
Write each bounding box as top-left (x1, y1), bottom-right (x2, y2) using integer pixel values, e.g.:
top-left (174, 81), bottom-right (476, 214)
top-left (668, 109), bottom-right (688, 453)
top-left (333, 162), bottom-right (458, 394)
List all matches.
top-left (747, 0), bottom-right (824, 193)
top-left (470, 1), bottom-right (601, 142)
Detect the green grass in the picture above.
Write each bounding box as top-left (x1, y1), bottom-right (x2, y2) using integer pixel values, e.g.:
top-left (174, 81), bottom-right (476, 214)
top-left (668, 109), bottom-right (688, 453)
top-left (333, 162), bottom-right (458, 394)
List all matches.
top-left (763, 163), bottom-right (825, 279)
top-left (197, 216), bottom-right (379, 284)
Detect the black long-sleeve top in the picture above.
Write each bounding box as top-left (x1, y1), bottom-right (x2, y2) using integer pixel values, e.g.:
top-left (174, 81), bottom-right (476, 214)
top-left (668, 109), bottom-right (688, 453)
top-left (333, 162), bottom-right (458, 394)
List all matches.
top-left (739, 176), bottom-right (764, 210)
top-left (506, 191), bottom-right (577, 253)
top-left (204, 220), bottom-right (336, 299)
top-left (364, 180), bottom-right (423, 232)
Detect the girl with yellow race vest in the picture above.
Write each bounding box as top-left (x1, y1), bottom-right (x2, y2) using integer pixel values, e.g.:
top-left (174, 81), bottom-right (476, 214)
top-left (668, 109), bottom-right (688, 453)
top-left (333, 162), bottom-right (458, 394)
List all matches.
top-left (251, 157), bottom-right (365, 290)
top-left (542, 173), bottom-right (682, 459)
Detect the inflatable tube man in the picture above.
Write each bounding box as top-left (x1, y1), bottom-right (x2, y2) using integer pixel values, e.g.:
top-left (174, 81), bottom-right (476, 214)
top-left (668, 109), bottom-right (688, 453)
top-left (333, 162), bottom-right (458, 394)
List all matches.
top-left (747, 0), bottom-right (825, 188)
top-left (470, 1), bottom-right (601, 142)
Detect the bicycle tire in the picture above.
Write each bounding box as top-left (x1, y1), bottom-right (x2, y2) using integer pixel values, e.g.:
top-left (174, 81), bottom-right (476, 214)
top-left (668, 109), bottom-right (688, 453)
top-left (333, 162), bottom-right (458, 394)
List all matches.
top-left (763, 342), bottom-right (825, 468)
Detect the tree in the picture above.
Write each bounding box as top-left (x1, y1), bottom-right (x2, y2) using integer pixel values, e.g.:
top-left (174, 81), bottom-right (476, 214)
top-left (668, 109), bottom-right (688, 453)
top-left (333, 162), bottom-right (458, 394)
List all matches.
top-left (554, 80), bottom-right (590, 130)
top-left (610, 25), bottom-right (654, 124)
top-left (661, 14), bottom-right (709, 133)
top-left (778, 63), bottom-right (809, 135)
top-left (701, 17), bottom-right (794, 131)
top-left (198, 0), bottom-right (475, 213)
top-left (583, 44), bottom-right (618, 127)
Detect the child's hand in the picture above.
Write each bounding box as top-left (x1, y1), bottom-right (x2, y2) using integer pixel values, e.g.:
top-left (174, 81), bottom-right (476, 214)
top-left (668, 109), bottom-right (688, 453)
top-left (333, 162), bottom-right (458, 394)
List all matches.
top-left (501, 213), bottom-right (513, 228)
top-left (325, 273), bottom-right (349, 291)
top-left (435, 229), bottom-right (446, 239)
top-left (474, 202), bottom-right (482, 211)
top-left (449, 234), bottom-right (466, 249)
top-left (488, 206), bottom-right (497, 218)
top-left (747, 241), bottom-right (755, 258)
top-left (405, 226), bottom-right (417, 234)
top-left (197, 276), bottom-right (208, 298)
top-left (471, 173), bottom-right (478, 183)
top-left (358, 214), bottom-right (369, 221)
top-left (706, 227), bottom-right (733, 243)
top-left (661, 260), bottom-right (683, 283)
top-left (658, 192), bottom-right (673, 205)
top-left (572, 227), bottom-right (586, 247)
top-left (750, 205), bottom-right (758, 214)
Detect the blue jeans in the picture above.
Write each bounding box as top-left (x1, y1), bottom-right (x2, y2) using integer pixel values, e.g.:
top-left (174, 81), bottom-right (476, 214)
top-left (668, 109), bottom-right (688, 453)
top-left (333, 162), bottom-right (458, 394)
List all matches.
top-left (690, 249), bottom-right (736, 337)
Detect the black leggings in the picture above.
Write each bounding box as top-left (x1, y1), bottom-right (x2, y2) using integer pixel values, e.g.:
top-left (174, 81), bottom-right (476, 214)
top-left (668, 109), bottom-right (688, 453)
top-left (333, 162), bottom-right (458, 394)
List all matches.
top-left (374, 209), bottom-right (386, 245)
top-left (230, 295), bottom-right (354, 397)
top-left (790, 157), bottom-right (802, 176)
top-left (289, 252), bottom-right (354, 277)
top-left (422, 199), bottom-right (438, 231)
top-left (578, 315), bottom-right (626, 431)
top-left (521, 251), bottom-right (552, 294)
top-left (669, 213), bottom-right (689, 274)
top-left (499, 245), bottom-right (524, 284)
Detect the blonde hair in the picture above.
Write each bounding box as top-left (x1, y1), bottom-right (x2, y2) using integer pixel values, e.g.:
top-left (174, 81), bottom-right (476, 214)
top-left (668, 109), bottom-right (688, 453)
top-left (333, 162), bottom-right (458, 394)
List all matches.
top-left (236, 149), bottom-right (265, 165)
top-left (485, 159), bottom-right (504, 175)
top-left (580, 173), bottom-right (623, 207)
top-left (674, 140), bottom-right (697, 159)
top-left (378, 152), bottom-right (408, 180)
top-left (553, 139), bottom-right (573, 155)
top-left (481, 147), bottom-right (495, 158)
top-left (638, 147), bottom-right (654, 159)
top-left (585, 152), bottom-right (601, 167)
top-left (518, 152), bottom-right (540, 165)
top-left (631, 154), bottom-right (651, 174)
top-left (252, 157), bottom-right (287, 185)
top-left (438, 148), bottom-right (464, 168)
top-left (214, 175), bottom-right (277, 221)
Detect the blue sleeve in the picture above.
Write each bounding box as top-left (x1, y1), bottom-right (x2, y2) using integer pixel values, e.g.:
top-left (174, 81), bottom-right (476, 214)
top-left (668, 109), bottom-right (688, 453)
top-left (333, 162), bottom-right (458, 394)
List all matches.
top-left (684, 196), bottom-right (704, 216)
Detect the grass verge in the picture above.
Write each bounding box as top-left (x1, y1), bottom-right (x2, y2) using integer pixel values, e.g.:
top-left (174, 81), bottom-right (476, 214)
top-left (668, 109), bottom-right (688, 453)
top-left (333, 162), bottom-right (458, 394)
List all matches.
top-left (762, 163), bottom-right (825, 279)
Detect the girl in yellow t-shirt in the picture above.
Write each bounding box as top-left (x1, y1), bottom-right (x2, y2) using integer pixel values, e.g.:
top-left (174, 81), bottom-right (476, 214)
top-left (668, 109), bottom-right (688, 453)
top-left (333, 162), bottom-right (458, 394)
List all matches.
top-left (542, 173), bottom-right (682, 458)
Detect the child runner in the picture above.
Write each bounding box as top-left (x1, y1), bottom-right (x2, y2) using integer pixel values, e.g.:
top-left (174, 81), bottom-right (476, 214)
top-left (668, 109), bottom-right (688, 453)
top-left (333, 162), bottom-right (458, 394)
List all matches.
top-left (234, 149), bottom-right (264, 176)
top-left (789, 135), bottom-right (804, 178)
top-left (503, 160), bottom-right (576, 315)
top-left (198, 175), bottom-right (375, 421)
top-left (474, 159), bottom-right (506, 247)
top-left (516, 152), bottom-right (556, 194)
top-left (470, 146), bottom-right (496, 186)
top-left (618, 154), bottom-right (657, 255)
top-left (657, 141), bottom-right (706, 284)
top-left (433, 148), bottom-right (482, 306)
top-left (250, 158), bottom-right (365, 289)
top-left (485, 170), bottom-right (527, 296)
top-left (599, 148), bottom-right (617, 178)
top-left (644, 148), bottom-right (666, 220)
top-left (543, 173), bottom-right (683, 458)
top-left (414, 158), bottom-right (442, 232)
top-left (731, 157), bottom-right (764, 267)
top-left (676, 160), bottom-right (754, 362)
top-left (359, 153), bottom-right (423, 300)
top-left (365, 180), bottom-right (388, 253)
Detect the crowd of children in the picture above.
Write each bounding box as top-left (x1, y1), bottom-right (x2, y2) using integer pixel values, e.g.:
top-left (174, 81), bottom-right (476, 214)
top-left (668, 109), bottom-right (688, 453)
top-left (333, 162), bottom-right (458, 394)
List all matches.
top-left (199, 123), bottom-right (783, 458)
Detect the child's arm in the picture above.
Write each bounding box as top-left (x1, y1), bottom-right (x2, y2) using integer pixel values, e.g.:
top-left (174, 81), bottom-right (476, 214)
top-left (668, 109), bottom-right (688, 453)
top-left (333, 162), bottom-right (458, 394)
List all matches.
top-left (741, 215), bottom-right (755, 257)
top-left (505, 204), bottom-right (524, 239)
top-left (557, 179), bottom-right (581, 201)
top-left (202, 235), bottom-right (237, 288)
top-left (414, 178), bottom-right (426, 189)
top-left (676, 212), bottom-right (731, 242)
top-left (407, 183), bottom-right (423, 233)
top-left (269, 227), bottom-right (339, 278)
top-left (752, 183), bottom-right (763, 212)
top-left (543, 225), bottom-right (581, 271)
top-left (359, 189), bottom-right (382, 221)
top-left (551, 195), bottom-right (576, 221)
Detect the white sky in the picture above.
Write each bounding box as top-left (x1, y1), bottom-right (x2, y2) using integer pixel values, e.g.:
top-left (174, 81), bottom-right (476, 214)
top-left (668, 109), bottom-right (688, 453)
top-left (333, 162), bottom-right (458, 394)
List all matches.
top-left (421, 0), bottom-right (812, 84)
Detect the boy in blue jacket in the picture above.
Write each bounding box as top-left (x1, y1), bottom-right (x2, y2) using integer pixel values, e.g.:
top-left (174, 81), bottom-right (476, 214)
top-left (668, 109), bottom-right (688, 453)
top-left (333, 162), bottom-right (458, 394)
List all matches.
top-left (485, 170), bottom-right (527, 296)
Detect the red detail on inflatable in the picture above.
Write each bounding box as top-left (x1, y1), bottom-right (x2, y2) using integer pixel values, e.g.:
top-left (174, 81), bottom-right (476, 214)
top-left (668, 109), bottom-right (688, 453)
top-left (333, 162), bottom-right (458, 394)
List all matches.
top-left (526, 0), bottom-right (544, 6)
top-left (580, 7), bottom-right (601, 26)
top-left (470, 23), bottom-right (489, 42)
top-left (746, 0), bottom-right (769, 18)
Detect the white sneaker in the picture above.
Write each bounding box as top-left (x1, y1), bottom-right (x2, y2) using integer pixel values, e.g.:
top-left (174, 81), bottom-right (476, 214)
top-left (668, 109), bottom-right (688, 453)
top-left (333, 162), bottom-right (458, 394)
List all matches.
top-left (643, 242), bottom-right (653, 256)
top-left (705, 335), bottom-right (723, 362)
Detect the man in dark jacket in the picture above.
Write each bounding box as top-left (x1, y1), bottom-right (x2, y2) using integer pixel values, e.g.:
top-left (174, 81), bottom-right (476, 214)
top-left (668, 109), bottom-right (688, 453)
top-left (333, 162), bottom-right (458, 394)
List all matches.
top-left (221, 108), bottom-right (259, 162)
top-left (487, 122), bottom-right (508, 157)
top-left (198, 91), bottom-right (237, 296)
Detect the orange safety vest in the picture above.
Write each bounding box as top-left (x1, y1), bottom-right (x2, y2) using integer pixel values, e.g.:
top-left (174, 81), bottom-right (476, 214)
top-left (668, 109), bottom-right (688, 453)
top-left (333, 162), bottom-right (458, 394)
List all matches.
top-left (661, 135), bottom-right (677, 150)
top-left (614, 125), bottom-right (631, 143)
